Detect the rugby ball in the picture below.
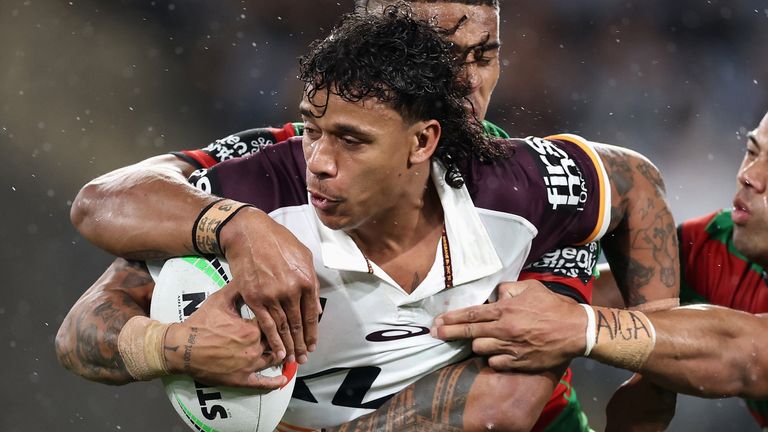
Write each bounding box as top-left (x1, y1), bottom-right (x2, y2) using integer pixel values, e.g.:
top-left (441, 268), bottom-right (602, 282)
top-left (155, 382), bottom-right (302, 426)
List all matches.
top-left (149, 256), bottom-right (297, 432)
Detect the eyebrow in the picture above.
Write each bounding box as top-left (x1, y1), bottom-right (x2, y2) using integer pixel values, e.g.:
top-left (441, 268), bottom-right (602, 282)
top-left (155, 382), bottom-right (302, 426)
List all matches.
top-left (299, 104), bottom-right (376, 141)
top-left (299, 105), bottom-right (317, 119)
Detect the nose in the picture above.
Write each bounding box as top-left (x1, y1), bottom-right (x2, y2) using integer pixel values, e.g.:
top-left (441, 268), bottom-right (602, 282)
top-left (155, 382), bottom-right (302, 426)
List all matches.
top-left (464, 62), bottom-right (481, 91)
top-left (738, 158), bottom-right (767, 194)
top-left (305, 136), bottom-right (337, 179)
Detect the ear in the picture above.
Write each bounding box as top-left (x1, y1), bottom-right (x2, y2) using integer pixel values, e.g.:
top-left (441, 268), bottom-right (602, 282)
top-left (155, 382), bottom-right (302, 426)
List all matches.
top-left (409, 120), bottom-right (441, 165)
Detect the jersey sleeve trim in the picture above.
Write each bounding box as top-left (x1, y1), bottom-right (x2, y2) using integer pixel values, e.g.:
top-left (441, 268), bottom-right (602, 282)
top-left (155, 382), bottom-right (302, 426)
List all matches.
top-left (171, 149), bottom-right (219, 170)
top-left (544, 133), bottom-right (611, 244)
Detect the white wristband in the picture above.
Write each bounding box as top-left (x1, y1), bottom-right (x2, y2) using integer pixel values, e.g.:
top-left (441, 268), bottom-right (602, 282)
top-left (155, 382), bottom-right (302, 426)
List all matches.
top-left (580, 303), bottom-right (597, 356)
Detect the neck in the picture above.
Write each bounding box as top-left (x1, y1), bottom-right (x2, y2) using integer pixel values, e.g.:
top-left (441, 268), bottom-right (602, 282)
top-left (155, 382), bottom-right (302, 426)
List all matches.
top-left (348, 174), bottom-right (444, 258)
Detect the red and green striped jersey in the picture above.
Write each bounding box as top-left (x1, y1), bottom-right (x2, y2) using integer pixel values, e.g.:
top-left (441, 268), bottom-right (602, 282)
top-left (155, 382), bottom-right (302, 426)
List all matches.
top-left (679, 209), bottom-right (768, 427)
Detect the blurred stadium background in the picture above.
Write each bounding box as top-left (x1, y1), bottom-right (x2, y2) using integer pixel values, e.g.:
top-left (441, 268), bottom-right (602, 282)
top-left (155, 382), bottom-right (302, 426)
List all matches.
top-left (2, 0), bottom-right (767, 430)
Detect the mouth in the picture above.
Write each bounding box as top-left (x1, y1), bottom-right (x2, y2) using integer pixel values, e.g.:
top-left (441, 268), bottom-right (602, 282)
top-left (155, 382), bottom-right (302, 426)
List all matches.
top-left (308, 189), bottom-right (343, 211)
top-left (732, 196), bottom-right (751, 225)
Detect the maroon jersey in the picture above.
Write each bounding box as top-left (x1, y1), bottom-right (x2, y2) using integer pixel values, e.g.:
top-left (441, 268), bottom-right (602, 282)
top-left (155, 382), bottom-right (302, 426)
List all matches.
top-left (189, 134), bottom-right (611, 303)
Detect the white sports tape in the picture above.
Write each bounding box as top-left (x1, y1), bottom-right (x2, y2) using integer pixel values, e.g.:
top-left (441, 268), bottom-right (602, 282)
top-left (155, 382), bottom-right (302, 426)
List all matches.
top-left (580, 303), bottom-right (597, 356)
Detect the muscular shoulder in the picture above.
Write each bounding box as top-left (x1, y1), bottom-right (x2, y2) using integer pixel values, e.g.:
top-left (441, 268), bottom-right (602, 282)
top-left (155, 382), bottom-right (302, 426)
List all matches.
top-left (188, 137), bottom-right (308, 213)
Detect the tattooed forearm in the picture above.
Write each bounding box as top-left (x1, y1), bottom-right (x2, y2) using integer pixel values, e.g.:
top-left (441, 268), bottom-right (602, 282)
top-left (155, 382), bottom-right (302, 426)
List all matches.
top-left (595, 309), bottom-right (653, 343)
top-left (55, 258), bottom-right (155, 384)
top-left (324, 358), bottom-right (482, 432)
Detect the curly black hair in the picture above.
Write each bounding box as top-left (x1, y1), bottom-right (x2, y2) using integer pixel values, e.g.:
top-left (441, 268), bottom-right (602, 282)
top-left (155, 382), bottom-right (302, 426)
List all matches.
top-left (355, 0), bottom-right (500, 13)
top-left (298, 4), bottom-right (503, 188)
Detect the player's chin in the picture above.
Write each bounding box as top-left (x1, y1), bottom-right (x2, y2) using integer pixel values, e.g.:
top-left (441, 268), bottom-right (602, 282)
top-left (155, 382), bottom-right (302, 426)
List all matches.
top-left (314, 211), bottom-right (351, 231)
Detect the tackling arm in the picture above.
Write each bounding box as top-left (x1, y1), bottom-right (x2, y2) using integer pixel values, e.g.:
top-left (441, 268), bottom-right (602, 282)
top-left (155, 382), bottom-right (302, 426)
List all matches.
top-left (70, 154), bottom-right (218, 259)
top-left (594, 144), bottom-right (679, 309)
top-left (642, 305), bottom-right (768, 399)
top-left (69, 143), bottom-right (321, 365)
top-left (434, 282), bottom-right (768, 399)
top-left (55, 258), bottom-right (153, 384)
top-left (55, 258), bottom-right (287, 389)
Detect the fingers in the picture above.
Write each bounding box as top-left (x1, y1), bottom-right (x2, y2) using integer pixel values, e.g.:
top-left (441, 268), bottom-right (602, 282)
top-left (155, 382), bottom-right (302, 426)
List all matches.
top-left (300, 287), bottom-right (320, 356)
top-left (267, 304), bottom-right (295, 362)
top-left (243, 372), bottom-right (288, 390)
top-left (252, 307), bottom-right (287, 362)
top-left (282, 299), bottom-right (307, 363)
top-left (471, 336), bottom-right (510, 356)
top-left (430, 320), bottom-right (497, 340)
top-left (487, 354), bottom-right (523, 371)
top-left (206, 283), bottom-right (244, 314)
top-left (433, 303), bottom-right (500, 327)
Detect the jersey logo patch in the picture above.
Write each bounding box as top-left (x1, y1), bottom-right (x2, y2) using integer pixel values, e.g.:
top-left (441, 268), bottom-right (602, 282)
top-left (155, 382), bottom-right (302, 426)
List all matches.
top-left (526, 242), bottom-right (598, 283)
top-left (202, 133), bottom-right (276, 161)
top-left (525, 136), bottom-right (588, 212)
top-left (365, 325), bottom-right (430, 342)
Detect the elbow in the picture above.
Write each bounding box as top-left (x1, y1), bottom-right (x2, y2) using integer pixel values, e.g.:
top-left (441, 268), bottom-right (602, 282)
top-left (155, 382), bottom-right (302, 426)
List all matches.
top-left (54, 321), bottom-right (74, 372)
top-left (54, 322), bottom-right (133, 386)
top-left (70, 181), bottom-right (100, 237)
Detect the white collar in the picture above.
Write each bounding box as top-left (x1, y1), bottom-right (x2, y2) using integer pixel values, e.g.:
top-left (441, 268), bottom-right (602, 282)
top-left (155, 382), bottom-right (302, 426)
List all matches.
top-left (314, 160), bottom-right (502, 286)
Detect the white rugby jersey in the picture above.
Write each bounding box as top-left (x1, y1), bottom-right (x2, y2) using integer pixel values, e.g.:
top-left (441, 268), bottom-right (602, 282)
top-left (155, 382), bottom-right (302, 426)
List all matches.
top-left (183, 134), bottom-right (611, 429)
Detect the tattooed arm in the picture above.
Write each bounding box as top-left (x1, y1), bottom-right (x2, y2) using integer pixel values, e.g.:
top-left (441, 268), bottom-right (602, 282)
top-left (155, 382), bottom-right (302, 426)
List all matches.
top-left (55, 258), bottom-right (284, 388)
top-left (593, 144), bottom-right (679, 432)
top-left (326, 357), bottom-right (564, 432)
top-left (55, 258), bottom-right (153, 384)
top-left (594, 144), bottom-right (679, 308)
top-left (441, 282), bottom-right (768, 398)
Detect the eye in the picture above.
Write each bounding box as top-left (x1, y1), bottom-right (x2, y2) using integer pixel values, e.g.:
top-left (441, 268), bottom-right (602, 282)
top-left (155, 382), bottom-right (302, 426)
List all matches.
top-left (303, 124), bottom-right (321, 140)
top-left (340, 136), bottom-right (363, 147)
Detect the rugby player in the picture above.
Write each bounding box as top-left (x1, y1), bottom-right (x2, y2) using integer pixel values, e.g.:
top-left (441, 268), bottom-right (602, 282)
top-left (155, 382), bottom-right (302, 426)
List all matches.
top-left (58, 2), bottom-right (677, 430)
top-left (431, 110), bottom-right (768, 427)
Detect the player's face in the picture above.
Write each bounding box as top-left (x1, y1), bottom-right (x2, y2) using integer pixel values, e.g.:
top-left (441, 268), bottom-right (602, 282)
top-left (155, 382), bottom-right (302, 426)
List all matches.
top-left (410, 2), bottom-right (500, 121)
top-left (732, 111), bottom-right (768, 265)
top-left (300, 90), bottom-right (432, 231)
